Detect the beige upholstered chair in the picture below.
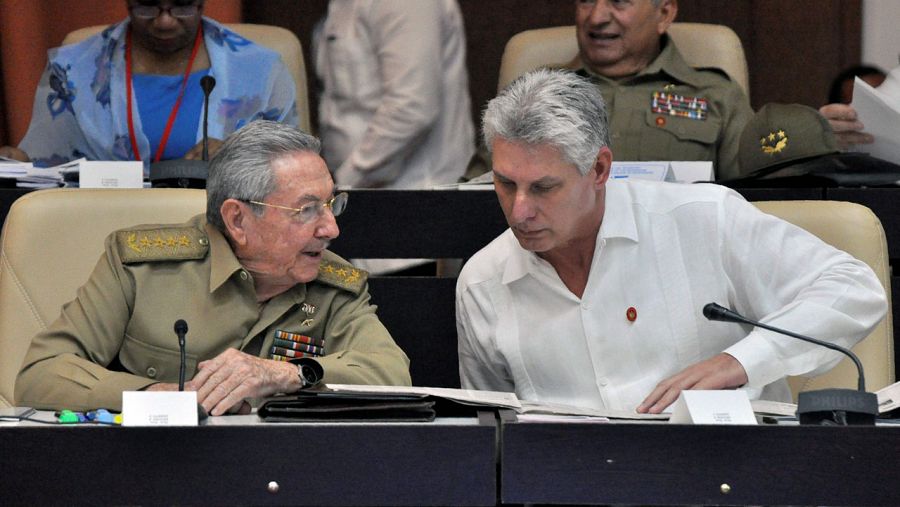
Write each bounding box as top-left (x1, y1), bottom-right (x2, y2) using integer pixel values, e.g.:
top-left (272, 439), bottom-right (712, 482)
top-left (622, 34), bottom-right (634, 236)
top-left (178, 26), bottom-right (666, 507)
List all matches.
top-left (497, 23), bottom-right (749, 95)
top-left (62, 23), bottom-right (311, 133)
top-left (0, 188), bottom-right (206, 407)
top-left (754, 201), bottom-right (895, 400)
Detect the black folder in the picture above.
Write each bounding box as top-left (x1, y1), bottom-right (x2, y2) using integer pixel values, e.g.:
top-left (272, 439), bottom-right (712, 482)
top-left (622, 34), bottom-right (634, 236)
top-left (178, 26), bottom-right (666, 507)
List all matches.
top-left (258, 391), bottom-right (437, 422)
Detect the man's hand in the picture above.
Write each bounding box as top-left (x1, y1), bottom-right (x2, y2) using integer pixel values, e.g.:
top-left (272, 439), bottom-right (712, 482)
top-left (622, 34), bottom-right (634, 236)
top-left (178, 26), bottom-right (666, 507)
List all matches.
top-left (0, 146), bottom-right (30, 162)
top-left (183, 138), bottom-right (223, 160)
top-left (186, 348), bottom-right (299, 416)
top-left (637, 353), bottom-right (749, 414)
top-left (819, 103), bottom-right (874, 149)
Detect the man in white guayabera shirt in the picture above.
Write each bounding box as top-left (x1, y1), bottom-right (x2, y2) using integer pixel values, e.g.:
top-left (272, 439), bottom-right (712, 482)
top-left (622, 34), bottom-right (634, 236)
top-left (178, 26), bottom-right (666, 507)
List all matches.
top-left (456, 68), bottom-right (887, 414)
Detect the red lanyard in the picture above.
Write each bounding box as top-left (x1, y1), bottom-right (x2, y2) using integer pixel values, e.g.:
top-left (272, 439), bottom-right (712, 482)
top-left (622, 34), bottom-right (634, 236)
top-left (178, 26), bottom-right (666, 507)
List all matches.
top-left (125, 25), bottom-right (204, 162)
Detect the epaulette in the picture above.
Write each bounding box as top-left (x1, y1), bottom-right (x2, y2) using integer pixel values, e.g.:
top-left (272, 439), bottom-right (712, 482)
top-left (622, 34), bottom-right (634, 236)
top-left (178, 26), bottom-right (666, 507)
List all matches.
top-left (316, 258), bottom-right (368, 295)
top-left (115, 226), bottom-right (209, 264)
top-left (694, 66), bottom-right (733, 82)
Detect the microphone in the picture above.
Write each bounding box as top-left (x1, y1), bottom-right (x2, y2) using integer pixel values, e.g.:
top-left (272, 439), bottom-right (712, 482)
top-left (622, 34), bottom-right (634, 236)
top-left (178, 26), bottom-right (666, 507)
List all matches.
top-left (174, 319), bottom-right (188, 392)
top-left (703, 302), bottom-right (878, 425)
top-left (199, 75), bottom-right (216, 162)
top-left (149, 75), bottom-right (215, 188)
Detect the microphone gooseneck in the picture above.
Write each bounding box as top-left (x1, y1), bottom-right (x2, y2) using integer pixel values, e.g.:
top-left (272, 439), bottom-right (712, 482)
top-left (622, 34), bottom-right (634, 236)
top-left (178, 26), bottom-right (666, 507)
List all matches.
top-left (703, 303), bottom-right (865, 391)
top-left (174, 319), bottom-right (189, 391)
top-left (703, 302), bottom-right (877, 426)
top-left (199, 76), bottom-right (216, 162)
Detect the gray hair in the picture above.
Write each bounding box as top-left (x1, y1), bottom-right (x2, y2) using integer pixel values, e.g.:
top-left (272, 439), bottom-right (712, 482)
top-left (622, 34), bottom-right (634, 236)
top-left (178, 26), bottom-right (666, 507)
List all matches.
top-left (482, 68), bottom-right (610, 176)
top-left (206, 120), bottom-right (322, 230)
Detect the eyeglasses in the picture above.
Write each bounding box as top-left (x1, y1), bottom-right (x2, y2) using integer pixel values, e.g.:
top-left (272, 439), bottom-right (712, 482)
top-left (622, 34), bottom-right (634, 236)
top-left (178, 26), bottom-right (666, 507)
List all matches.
top-left (129, 4), bottom-right (201, 20)
top-left (247, 192), bottom-right (348, 224)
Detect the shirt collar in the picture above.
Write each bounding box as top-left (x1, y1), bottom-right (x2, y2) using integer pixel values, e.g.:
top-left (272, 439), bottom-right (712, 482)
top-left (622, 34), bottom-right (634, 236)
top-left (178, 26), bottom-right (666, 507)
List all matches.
top-left (500, 181), bottom-right (638, 285)
top-left (571, 34), bottom-right (703, 88)
top-left (206, 221), bottom-right (308, 304)
top-left (207, 222), bottom-right (244, 293)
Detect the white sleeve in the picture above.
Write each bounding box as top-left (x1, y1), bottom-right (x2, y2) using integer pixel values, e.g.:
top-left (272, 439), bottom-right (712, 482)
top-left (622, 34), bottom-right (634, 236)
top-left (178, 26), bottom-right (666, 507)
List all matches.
top-left (717, 190), bottom-right (887, 388)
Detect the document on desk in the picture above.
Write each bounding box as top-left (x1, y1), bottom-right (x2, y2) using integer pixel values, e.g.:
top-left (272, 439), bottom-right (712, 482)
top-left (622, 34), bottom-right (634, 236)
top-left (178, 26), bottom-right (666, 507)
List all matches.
top-left (851, 77), bottom-right (900, 164)
top-left (876, 380), bottom-right (900, 413)
top-left (519, 400), bottom-right (668, 420)
top-left (325, 384), bottom-right (522, 410)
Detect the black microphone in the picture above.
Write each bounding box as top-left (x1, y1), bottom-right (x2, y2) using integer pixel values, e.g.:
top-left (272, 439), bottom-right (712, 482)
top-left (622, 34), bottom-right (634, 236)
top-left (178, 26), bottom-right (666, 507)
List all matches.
top-left (703, 302), bottom-right (878, 425)
top-left (199, 75), bottom-right (216, 162)
top-left (149, 76), bottom-right (215, 188)
top-left (174, 319), bottom-right (188, 392)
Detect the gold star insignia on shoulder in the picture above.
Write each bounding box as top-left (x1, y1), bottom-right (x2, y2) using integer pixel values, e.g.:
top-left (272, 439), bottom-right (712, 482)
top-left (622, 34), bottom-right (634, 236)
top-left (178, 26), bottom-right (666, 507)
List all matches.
top-left (317, 259), bottom-right (368, 295)
top-left (116, 226), bottom-right (209, 264)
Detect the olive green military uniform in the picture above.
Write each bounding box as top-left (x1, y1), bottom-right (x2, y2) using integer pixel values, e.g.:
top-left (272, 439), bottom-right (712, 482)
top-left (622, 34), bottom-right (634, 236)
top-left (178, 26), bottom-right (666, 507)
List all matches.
top-left (569, 35), bottom-right (753, 180)
top-left (16, 215), bottom-right (411, 411)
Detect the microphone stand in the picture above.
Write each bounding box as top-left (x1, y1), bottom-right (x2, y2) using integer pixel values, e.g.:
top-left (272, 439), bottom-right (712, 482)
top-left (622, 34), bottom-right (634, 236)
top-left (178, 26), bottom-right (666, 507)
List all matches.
top-left (149, 76), bottom-right (216, 188)
top-left (174, 320), bottom-right (189, 392)
top-left (703, 303), bottom-right (878, 425)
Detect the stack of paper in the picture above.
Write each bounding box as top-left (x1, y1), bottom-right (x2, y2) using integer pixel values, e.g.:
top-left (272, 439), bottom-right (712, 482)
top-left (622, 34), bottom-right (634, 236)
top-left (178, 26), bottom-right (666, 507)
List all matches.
top-left (851, 77), bottom-right (900, 164)
top-left (0, 156), bottom-right (68, 188)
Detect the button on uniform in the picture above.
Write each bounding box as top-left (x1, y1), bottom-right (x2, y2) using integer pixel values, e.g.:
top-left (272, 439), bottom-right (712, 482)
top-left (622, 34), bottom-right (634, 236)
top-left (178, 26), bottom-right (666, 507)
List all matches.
top-left (146, 366), bottom-right (157, 378)
top-left (240, 270), bottom-right (249, 281)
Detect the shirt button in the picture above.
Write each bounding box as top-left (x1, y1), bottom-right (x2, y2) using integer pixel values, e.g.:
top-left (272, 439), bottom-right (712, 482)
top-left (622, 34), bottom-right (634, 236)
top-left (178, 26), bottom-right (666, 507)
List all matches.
top-left (198, 237), bottom-right (209, 246)
top-left (240, 270), bottom-right (249, 281)
top-left (597, 377), bottom-right (608, 386)
top-left (146, 367), bottom-right (157, 378)
top-left (582, 302), bottom-right (590, 310)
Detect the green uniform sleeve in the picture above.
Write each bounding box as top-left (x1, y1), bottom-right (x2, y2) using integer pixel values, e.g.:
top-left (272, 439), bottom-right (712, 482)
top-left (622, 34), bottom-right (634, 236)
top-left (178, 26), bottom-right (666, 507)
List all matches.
top-left (15, 234), bottom-right (155, 411)
top-left (715, 83), bottom-right (754, 180)
top-left (315, 282), bottom-right (412, 386)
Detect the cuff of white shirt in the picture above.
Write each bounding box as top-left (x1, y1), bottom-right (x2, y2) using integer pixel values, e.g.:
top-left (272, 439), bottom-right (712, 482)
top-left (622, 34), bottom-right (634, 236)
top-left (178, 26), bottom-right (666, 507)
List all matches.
top-left (723, 329), bottom-right (788, 390)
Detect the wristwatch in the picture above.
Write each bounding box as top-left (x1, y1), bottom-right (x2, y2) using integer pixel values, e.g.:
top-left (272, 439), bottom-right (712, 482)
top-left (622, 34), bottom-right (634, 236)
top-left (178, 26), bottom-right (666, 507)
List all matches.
top-left (290, 358), bottom-right (323, 390)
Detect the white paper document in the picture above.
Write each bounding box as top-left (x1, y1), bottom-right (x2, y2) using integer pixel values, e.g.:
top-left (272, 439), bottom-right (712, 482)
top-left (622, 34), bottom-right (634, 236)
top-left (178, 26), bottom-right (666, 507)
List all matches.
top-left (850, 77), bottom-right (900, 164)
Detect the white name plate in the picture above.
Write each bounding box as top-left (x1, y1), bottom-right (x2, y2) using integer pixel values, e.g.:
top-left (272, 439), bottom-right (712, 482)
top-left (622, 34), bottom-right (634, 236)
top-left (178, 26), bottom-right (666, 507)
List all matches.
top-left (122, 391), bottom-right (199, 427)
top-left (669, 390), bottom-right (757, 425)
top-left (80, 161), bottom-right (143, 188)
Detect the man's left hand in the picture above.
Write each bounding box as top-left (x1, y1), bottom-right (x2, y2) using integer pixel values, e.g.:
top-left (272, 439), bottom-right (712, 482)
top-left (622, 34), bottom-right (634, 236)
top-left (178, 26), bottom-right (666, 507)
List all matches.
top-left (187, 348), bottom-right (299, 416)
top-left (636, 353), bottom-right (748, 414)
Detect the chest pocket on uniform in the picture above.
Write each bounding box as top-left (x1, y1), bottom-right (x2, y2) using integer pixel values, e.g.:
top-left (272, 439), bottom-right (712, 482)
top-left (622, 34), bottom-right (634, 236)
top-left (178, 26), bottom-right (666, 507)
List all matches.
top-left (120, 333), bottom-right (199, 382)
top-left (641, 110), bottom-right (721, 161)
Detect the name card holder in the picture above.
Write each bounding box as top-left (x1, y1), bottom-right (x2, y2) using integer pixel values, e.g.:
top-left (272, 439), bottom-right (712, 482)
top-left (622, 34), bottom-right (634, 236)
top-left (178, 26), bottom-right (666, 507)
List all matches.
top-left (669, 390), bottom-right (757, 425)
top-left (122, 391), bottom-right (199, 427)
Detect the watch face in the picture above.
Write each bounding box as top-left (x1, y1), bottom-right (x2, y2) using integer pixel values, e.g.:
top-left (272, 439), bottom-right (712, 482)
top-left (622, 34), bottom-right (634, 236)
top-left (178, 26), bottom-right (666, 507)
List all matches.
top-left (300, 364), bottom-right (319, 385)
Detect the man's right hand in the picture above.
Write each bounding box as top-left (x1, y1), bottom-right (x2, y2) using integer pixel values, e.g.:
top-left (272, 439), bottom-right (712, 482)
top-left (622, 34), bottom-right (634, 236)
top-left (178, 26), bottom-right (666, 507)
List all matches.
top-left (0, 146), bottom-right (30, 162)
top-left (819, 103), bottom-right (874, 149)
top-left (144, 381), bottom-right (251, 414)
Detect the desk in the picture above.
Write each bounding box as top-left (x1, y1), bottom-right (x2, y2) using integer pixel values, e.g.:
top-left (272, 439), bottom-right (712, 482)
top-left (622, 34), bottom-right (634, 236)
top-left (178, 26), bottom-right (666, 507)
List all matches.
top-left (501, 418), bottom-right (900, 506)
top-left (0, 414), bottom-right (497, 506)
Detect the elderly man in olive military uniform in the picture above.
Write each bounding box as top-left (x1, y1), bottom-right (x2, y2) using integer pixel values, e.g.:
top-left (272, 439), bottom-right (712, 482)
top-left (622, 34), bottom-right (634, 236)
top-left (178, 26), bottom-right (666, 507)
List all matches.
top-left (570, 0), bottom-right (752, 179)
top-left (16, 121), bottom-right (411, 416)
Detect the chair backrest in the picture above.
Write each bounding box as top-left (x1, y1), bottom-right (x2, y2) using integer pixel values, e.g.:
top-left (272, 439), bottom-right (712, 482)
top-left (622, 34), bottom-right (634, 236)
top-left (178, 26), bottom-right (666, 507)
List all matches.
top-left (497, 23), bottom-right (749, 95)
top-left (62, 23), bottom-right (311, 133)
top-left (0, 188), bottom-right (206, 407)
top-left (753, 200), bottom-right (895, 400)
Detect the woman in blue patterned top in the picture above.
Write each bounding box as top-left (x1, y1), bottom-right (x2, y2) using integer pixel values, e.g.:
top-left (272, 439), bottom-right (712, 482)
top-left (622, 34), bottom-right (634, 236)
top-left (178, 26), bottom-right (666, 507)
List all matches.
top-left (1, 0), bottom-right (298, 175)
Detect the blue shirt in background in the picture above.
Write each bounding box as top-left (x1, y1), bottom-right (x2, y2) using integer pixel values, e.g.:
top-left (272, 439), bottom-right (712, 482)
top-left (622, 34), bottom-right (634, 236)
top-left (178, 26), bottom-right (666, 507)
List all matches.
top-left (133, 69), bottom-right (211, 161)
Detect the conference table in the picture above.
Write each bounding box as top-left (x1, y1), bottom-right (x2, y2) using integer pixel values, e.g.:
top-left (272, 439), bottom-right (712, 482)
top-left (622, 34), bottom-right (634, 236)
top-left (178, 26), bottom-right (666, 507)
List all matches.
top-left (2, 410), bottom-right (900, 506)
top-left (0, 411), bottom-right (498, 506)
